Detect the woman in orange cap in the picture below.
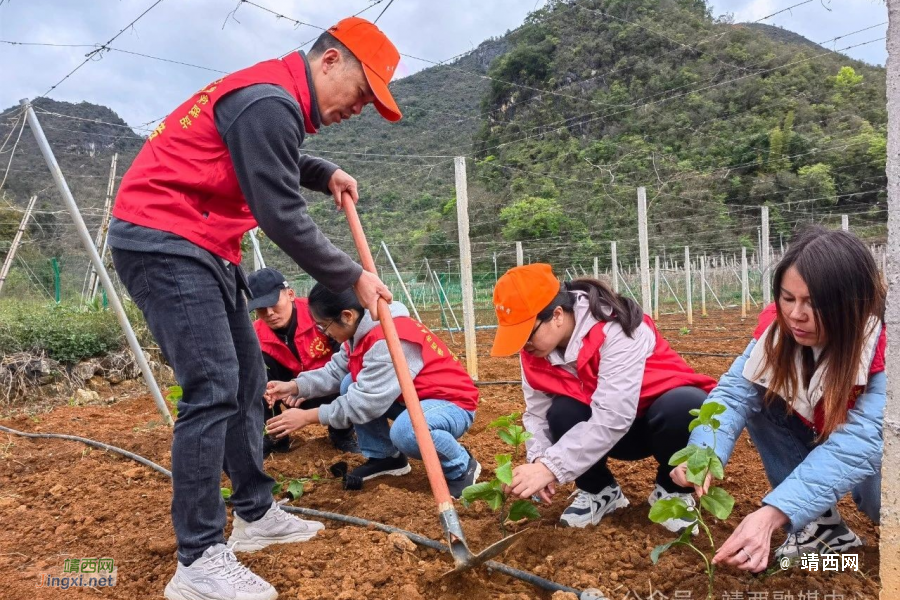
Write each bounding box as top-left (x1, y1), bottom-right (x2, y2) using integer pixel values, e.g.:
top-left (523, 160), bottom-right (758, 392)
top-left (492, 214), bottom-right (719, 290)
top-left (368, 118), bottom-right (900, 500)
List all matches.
top-left (491, 264), bottom-right (716, 530)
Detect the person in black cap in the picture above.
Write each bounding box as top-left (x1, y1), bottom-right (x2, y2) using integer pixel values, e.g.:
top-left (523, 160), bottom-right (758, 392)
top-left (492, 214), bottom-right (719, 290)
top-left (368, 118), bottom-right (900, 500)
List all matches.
top-left (248, 268), bottom-right (359, 455)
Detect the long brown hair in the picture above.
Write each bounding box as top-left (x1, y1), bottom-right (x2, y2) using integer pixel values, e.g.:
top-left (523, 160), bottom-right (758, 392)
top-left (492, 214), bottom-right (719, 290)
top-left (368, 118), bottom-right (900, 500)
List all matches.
top-left (761, 226), bottom-right (885, 438)
top-left (537, 277), bottom-right (644, 337)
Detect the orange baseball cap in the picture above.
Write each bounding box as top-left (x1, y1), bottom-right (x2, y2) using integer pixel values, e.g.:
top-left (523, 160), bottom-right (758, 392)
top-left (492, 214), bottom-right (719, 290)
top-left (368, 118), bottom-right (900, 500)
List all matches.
top-left (490, 264), bottom-right (561, 357)
top-left (328, 16), bottom-right (402, 122)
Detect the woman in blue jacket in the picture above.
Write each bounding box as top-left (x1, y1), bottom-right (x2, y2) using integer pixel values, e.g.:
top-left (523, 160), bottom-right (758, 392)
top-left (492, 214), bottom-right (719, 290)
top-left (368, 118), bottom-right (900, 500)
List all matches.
top-left (672, 226), bottom-right (885, 573)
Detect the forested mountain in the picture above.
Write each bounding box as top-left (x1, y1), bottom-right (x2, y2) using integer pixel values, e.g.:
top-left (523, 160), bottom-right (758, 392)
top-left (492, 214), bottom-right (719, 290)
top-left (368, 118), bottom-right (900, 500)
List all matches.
top-left (1, 0), bottom-right (886, 284)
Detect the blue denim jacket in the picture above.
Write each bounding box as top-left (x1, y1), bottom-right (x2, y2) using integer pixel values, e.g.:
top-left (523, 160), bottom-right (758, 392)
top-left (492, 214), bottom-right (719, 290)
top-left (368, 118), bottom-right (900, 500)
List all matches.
top-left (689, 338), bottom-right (885, 531)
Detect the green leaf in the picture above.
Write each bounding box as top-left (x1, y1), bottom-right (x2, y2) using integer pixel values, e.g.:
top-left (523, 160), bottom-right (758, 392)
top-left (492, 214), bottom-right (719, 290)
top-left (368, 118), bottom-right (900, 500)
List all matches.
top-left (686, 448), bottom-right (711, 486)
top-left (506, 499), bottom-right (540, 522)
top-left (495, 453), bottom-right (512, 467)
top-left (700, 486), bottom-right (735, 520)
top-left (461, 481), bottom-right (506, 511)
top-left (687, 417), bottom-right (703, 432)
top-left (489, 412), bottom-right (520, 429)
top-left (709, 417), bottom-right (721, 430)
top-left (668, 444), bottom-right (700, 466)
top-left (650, 540), bottom-right (677, 564)
top-left (271, 481), bottom-right (284, 496)
top-left (648, 497), bottom-right (690, 524)
top-left (708, 454), bottom-right (725, 480)
top-left (221, 487), bottom-right (232, 502)
top-left (497, 429), bottom-right (515, 446)
top-left (688, 408), bottom-right (701, 416)
top-left (511, 425), bottom-right (529, 446)
top-left (699, 401), bottom-right (727, 423)
top-left (495, 461), bottom-right (513, 485)
top-left (520, 431), bottom-right (533, 443)
top-left (286, 479), bottom-right (305, 500)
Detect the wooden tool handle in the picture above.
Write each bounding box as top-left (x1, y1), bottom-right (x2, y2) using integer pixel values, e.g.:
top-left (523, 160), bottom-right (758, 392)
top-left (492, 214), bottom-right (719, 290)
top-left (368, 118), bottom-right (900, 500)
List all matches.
top-left (342, 195), bottom-right (454, 508)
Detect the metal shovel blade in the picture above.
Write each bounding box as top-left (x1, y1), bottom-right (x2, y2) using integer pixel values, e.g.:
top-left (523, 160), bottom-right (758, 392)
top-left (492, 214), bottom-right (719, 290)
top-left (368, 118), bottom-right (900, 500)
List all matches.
top-left (445, 528), bottom-right (529, 575)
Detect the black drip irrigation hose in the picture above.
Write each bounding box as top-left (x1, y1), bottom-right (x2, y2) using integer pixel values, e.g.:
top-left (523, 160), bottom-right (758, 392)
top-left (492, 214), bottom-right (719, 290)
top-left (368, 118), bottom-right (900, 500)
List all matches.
top-left (0, 424), bottom-right (605, 600)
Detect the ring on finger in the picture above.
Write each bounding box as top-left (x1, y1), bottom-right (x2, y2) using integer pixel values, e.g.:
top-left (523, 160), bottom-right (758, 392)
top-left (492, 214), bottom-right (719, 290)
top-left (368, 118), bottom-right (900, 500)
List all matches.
top-left (740, 548), bottom-right (753, 563)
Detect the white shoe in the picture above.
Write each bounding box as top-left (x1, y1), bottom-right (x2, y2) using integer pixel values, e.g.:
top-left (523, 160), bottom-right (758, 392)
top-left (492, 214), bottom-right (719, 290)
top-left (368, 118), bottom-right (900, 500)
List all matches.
top-left (228, 501), bottom-right (324, 552)
top-left (164, 543), bottom-right (276, 600)
top-left (775, 508), bottom-right (863, 559)
top-left (648, 484), bottom-right (699, 535)
top-left (559, 485), bottom-right (629, 528)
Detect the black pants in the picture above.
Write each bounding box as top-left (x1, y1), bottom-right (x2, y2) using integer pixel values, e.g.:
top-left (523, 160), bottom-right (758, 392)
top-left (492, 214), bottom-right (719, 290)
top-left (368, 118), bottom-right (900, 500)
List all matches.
top-left (546, 386), bottom-right (708, 494)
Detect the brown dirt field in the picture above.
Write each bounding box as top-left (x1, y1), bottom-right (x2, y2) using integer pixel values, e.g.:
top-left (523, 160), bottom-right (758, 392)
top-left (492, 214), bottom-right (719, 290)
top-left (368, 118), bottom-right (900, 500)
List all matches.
top-left (0, 309), bottom-right (880, 599)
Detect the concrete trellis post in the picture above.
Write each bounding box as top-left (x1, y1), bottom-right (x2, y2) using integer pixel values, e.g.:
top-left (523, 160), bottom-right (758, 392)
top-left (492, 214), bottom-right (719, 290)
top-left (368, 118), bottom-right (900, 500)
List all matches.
top-left (700, 255), bottom-right (707, 317)
top-left (454, 157), bottom-right (478, 380)
top-left (20, 99), bottom-right (172, 426)
top-left (637, 187), bottom-right (652, 313)
top-left (653, 255), bottom-right (660, 320)
top-left (842, 214), bottom-right (849, 231)
top-left (761, 206), bottom-right (771, 305)
top-left (610, 241), bottom-right (619, 293)
top-left (593, 256), bottom-right (599, 279)
top-left (684, 246), bottom-right (693, 326)
top-left (516, 242), bottom-right (523, 267)
top-left (741, 247), bottom-right (749, 319)
top-left (881, 3), bottom-right (899, 593)
top-left (0, 195), bottom-right (37, 296)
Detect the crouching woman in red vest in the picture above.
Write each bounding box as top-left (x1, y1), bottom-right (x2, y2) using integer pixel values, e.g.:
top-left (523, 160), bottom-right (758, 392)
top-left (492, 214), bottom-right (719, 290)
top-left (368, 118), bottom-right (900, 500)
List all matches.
top-left (264, 284), bottom-right (482, 497)
top-left (492, 264), bottom-right (716, 530)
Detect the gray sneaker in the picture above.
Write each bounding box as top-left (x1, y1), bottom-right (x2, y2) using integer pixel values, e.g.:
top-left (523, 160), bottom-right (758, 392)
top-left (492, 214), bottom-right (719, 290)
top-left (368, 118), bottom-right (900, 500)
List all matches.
top-left (559, 484), bottom-right (629, 528)
top-left (775, 508), bottom-right (863, 559)
top-left (164, 543), bottom-right (276, 600)
top-left (228, 501), bottom-right (325, 552)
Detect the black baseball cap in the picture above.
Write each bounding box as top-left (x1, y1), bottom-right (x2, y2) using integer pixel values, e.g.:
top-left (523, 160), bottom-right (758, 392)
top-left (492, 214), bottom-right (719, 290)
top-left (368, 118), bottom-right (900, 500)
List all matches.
top-left (247, 268), bottom-right (290, 311)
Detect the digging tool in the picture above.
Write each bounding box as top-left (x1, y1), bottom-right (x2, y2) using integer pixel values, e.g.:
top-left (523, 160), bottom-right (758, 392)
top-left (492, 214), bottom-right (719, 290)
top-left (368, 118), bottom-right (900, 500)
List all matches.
top-left (341, 194), bottom-right (526, 573)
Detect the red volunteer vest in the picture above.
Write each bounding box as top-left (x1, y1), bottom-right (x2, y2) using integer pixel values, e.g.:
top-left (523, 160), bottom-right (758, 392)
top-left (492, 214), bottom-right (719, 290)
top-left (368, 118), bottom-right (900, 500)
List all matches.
top-left (253, 298), bottom-right (334, 376)
top-left (521, 316), bottom-right (716, 417)
top-left (752, 304), bottom-right (886, 432)
top-left (346, 318), bottom-right (479, 412)
top-left (113, 52), bottom-right (318, 263)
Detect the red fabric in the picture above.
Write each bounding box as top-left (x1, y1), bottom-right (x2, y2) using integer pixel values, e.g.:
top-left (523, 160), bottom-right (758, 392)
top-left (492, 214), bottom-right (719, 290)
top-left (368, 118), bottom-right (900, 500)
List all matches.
top-left (112, 52), bottom-right (317, 263)
top-left (346, 318), bottom-right (479, 412)
top-left (752, 303), bottom-right (886, 431)
top-left (253, 298), bottom-right (333, 376)
top-left (521, 316), bottom-right (717, 418)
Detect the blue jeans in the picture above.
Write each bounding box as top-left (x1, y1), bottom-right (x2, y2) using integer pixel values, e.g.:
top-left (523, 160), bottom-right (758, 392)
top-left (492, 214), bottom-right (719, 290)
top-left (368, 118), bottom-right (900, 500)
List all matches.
top-left (341, 375), bottom-right (475, 480)
top-left (112, 248), bottom-right (274, 566)
top-left (747, 399), bottom-right (881, 524)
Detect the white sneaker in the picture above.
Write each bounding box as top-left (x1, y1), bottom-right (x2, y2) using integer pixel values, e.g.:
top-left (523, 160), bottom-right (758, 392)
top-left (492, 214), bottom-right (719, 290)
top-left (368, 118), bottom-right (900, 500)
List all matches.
top-left (648, 484), bottom-right (699, 535)
top-left (228, 501), bottom-right (325, 552)
top-left (164, 543), bottom-right (276, 600)
top-left (559, 484), bottom-right (629, 528)
top-left (775, 508), bottom-right (863, 559)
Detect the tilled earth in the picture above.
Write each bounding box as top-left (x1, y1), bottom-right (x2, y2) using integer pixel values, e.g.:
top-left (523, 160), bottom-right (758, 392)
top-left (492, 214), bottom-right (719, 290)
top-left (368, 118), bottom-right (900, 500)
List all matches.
top-left (0, 309), bottom-right (880, 599)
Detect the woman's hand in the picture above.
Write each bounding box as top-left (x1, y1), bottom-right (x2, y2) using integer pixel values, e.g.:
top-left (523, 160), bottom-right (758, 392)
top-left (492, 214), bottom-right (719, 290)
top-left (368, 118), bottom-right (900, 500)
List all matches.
top-left (713, 505), bottom-right (789, 573)
top-left (265, 380), bottom-right (299, 407)
top-left (670, 463), bottom-right (712, 497)
top-left (265, 408), bottom-right (318, 439)
top-left (507, 462), bottom-right (558, 500)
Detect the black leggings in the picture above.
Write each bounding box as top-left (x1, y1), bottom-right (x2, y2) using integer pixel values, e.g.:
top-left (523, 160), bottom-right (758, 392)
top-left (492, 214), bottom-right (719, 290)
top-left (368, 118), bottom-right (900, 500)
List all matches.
top-left (546, 386), bottom-right (708, 494)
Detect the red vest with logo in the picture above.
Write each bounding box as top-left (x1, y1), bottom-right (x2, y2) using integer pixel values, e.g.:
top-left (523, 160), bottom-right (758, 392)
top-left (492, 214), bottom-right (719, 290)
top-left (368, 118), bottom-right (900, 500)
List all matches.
top-left (521, 316), bottom-right (717, 417)
top-left (112, 52), bottom-right (317, 263)
top-left (346, 318), bottom-right (479, 412)
top-left (752, 303), bottom-right (886, 432)
top-left (253, 298), bottom-right (334, 376)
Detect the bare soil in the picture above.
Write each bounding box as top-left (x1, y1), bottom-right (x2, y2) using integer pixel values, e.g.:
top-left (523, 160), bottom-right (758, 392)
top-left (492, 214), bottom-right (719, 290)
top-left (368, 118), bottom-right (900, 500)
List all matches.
top-left (0, 309), bottom-right (880, 599)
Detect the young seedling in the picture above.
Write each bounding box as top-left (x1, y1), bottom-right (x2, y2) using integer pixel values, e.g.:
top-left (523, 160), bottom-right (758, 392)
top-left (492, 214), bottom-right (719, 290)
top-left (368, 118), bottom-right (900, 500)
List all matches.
top-left (460, 412), bottom-right (540, 534)
top-left (165, 385), bottom-right (182, 419)
top-left (272, 473), bottom-right (322, 501)
top-left (648, 401), bottom-right (734, 600)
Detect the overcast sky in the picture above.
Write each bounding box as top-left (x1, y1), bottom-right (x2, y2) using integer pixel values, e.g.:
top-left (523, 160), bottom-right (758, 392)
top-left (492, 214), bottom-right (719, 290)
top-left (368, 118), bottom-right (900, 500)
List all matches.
top-left (0, 0), bottom-right (888, 130)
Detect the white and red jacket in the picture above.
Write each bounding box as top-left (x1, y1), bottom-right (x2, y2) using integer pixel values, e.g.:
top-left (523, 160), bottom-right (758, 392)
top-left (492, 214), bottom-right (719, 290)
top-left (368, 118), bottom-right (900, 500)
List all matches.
top-left (522, 292), bottom-right (716, 484)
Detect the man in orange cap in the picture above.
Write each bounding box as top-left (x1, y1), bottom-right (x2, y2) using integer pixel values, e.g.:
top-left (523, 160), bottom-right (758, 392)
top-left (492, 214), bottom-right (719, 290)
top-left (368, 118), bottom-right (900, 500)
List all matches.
top-left (107, 17), bottom-right (402, 600)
